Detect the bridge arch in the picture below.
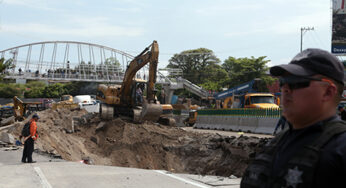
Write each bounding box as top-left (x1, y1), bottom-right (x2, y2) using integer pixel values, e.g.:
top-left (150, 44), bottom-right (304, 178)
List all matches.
top-left (0, 41), bottom-right (139, 83)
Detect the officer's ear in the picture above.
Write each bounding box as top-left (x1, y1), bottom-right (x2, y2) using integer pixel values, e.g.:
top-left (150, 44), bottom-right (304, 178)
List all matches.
top-left (321, 81), bottom-right (337, 102)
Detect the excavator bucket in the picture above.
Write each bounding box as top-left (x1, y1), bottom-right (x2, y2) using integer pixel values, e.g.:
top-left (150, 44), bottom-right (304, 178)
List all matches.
top-left (139, 103), bottom-right (162, 123)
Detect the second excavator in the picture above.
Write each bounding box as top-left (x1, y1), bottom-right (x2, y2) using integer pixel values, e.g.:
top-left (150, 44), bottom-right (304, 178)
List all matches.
top-left (96, 41), bottom-right (175, 125)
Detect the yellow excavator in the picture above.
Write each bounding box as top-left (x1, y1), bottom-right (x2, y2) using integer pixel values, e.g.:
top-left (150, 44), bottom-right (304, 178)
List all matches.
top-left (97, 41), bottom-right (175, 125)
top-left (13, 96), bottom-right (44, 121)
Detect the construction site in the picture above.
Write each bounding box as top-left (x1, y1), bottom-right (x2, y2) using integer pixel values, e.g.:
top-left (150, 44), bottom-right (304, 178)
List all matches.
top-left (0, 107), bottom-right (270, 176)
top-left (0, 40), bottom-right (280, 188)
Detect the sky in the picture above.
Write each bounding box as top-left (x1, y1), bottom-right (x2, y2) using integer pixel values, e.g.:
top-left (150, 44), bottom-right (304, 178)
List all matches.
top-left (0, 0), bottom-right (334, 69)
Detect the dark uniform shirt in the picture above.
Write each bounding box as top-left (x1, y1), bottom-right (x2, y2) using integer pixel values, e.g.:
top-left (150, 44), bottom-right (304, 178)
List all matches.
top-left (341, 110), bottom-right (346, 121)
top-left (271, 116), bottom-right (346, 188)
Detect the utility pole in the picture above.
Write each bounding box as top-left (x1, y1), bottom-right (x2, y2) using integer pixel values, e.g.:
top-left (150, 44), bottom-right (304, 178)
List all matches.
top-left (300, 27), bottom-right (314, 52)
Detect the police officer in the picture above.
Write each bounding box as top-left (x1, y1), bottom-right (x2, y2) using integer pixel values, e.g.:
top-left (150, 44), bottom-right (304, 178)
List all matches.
top-left (241, 48), bottom-right (346, 188)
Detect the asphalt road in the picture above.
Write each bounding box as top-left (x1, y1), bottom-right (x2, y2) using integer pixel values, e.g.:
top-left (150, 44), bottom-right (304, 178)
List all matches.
top-left (0, 148), bottom-right (241, 188)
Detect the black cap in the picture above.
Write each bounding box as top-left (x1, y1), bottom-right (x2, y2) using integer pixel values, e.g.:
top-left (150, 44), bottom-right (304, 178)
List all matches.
top-left (32, 114), bottom-right (40, 119)
top-left (270, 48), bottom-right (344, 85)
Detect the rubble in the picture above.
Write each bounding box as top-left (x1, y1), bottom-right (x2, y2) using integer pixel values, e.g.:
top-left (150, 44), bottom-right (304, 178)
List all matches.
top-left (0, 132), bottom-right (15, 144)
top-left (4, 108), bottom-right (269, 177)
top-left (0, 116), bottom-right (15, 127)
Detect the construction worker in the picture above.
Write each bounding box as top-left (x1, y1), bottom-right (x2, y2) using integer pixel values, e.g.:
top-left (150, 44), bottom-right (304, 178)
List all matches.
top-left (241, 48), bottom-right (346, 188)
top-left (136, 85), bottom-right (143, 104)
top-left (21, 114), bottom-right (39, 163)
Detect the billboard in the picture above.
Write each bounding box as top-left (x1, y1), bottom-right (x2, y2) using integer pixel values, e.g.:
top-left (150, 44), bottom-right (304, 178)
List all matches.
top-left (332, 0), bottom-right (346, 53)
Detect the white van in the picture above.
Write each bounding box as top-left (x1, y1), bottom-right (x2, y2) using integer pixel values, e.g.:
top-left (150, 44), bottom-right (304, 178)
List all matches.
top-left (73, 95), bottom-right (94, 106)
top-left (73, 95), bottom-right (99, 113)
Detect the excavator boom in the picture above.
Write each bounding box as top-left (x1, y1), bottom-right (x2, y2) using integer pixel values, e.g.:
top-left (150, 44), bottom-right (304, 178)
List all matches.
top-left (97, 41), bottom-right (163, 123)
top-left (120, 41), bottom-right (159, 106)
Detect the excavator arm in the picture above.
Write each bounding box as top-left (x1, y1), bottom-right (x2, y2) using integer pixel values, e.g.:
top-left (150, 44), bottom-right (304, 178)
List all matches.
top-left (120, 41), bottom-right (159, 105)
top-left (146, 44), bottom-right (158, 102)
top-left (13, 96), bottom-right (25, 121)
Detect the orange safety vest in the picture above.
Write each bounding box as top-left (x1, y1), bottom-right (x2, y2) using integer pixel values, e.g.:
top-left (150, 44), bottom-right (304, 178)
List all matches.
top-left (29, 119), bottom-right (38, 140)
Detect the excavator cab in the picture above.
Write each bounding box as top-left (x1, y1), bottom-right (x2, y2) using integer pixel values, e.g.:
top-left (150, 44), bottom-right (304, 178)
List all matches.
top-left (133, 81), bottom-right (146, 106)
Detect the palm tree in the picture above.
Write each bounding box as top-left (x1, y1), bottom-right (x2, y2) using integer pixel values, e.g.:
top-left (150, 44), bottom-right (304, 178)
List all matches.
top-left (0, 58), bottom-right (14, 80)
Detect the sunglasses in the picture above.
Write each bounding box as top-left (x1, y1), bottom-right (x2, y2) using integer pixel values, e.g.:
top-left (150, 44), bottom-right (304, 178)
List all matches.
top-left (279, 76), bottom-right (335, 90)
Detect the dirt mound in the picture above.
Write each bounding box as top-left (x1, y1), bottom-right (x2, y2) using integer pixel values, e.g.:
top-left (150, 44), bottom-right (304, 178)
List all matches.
top-left (9, 109), bottom-right (269, 177)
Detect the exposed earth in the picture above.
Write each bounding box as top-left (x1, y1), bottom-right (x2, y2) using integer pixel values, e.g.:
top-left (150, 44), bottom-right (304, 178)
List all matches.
top-left (5, 108), bottom-right (271, 177)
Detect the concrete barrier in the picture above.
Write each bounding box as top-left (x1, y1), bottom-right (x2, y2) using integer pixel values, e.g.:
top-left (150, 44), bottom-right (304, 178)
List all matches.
top-left (254, 118), bottom-right (279, 134)
top-left (194, 115), bottom-right (210, 129)
top-left (223, 117), bottom-right (239, 131)
top-left (214, 116), bottom-right (234, 131)
top-left (238, 117), bottom-right (258, 133)
top-left (195, 115), bottom-right (279, 134)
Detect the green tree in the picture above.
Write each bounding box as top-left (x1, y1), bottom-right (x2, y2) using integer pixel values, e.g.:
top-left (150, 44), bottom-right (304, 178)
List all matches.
top-left (24, 81), bottom-right (46, 98)
top-left (0, 58), bottom-right (14, 80)
top-left (65, 82), bottom-right (81, 96)
top-left (26, 81), bottom-right (46, 89)
top-left (200, 64), bottom-right (229, 91)
top-left (0, 83), bottom-right (25, 98)
top-left (24, 87), bottom-right (45, 98)
top-left (167, 48), bottom-right (220, 85)
top-left (42, 83), bottom-right (68, 98)
top-left (105, 57), bottom-right (122, 74)
top-left (105, 57), bottom-right (121, 67)
top-left (222, 56), bottom-right (275, 91)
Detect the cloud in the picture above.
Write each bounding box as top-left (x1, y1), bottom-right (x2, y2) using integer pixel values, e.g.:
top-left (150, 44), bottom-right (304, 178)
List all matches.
top-left (1, 22), bottom-right (145, 37)
top-left (268, 58), bottom-right (292, 67)
top-left (224, 28), bottom-right (268, 37)
top-left (111, 7), bottom-right (141, 13)
top-left (271, 12), bottom-right (330, 35)
top-left (224, 11), bottom-right (329, 38)
top-left (3, 0), bottom-right (60, 11)
top-left (195, 3), bottom-right (265, 15)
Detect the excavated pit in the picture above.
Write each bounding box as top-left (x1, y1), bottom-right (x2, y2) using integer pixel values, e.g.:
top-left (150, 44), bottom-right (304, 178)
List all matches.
top-left (9, 108), bottom-right (270, 177)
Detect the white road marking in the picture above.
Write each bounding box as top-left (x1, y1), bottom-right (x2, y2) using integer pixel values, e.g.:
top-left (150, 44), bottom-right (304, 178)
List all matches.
top-left (34, 166), bottom-right (53, 188)
top-left (154, 170), bottom-right (210, 188)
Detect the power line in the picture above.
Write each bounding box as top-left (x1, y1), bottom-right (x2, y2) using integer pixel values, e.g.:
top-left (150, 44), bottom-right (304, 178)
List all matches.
top-left (312, 30), bottom-right (329, 49)
top-left (300, 27), bottom-right (314, 52)
top-left (305, 30), bottom-right (321, 49)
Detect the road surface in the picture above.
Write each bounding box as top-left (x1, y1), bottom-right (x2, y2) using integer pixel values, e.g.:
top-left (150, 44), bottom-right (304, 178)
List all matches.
top-left (0, 147), bottom-right (241, 188)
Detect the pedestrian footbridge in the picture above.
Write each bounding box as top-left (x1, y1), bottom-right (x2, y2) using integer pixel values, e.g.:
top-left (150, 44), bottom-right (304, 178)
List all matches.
top-left (0, 41), bottom-right (211, 102)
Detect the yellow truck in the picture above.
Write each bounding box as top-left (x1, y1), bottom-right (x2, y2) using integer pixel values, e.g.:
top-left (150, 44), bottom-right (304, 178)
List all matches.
top-left (51, 95), bottom-right (79, 110)
top-left (223, 93), bottom-right (279, 109)
top-left (214, 79), bottom-right (279, 109)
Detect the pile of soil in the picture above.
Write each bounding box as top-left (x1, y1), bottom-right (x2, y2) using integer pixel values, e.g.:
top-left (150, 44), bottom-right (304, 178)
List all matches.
top-left (9, 108), bottom-right (270, 177)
